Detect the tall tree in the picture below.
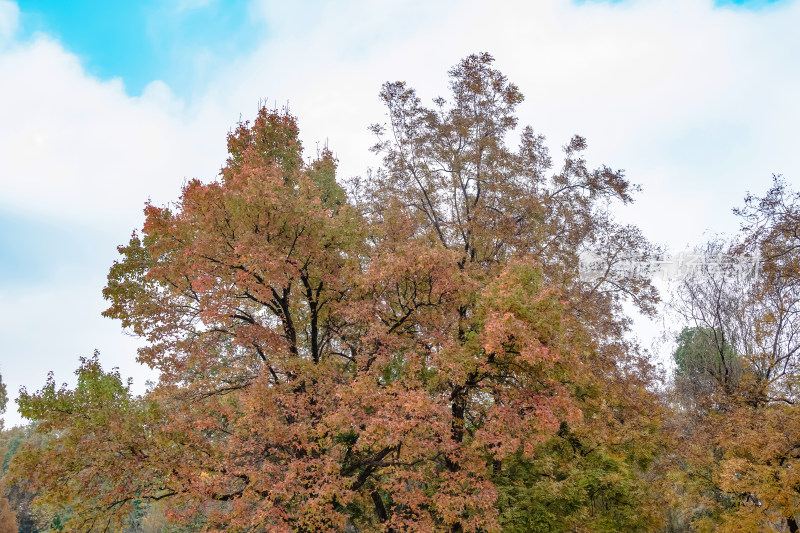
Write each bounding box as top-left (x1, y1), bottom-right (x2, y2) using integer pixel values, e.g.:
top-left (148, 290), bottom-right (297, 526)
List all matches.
top-left (367, 52), bottom-right (665, 531)
top-left (11, 55), bottom-right (662, 532)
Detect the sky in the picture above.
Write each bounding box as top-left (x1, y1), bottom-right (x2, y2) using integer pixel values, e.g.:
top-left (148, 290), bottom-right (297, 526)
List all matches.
top-left (1, 0), bottom-right (799, 427)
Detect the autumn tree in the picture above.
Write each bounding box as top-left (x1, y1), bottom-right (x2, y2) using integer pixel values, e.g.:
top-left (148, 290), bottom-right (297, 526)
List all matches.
top-left (11, 54), bottom-right (664, 532)
top-left (366, 51), bottom-right (665, 532)
top-left (0, 425), bottom-right (41, 533)
top-left (0, 491), bottom-right (17, 533)
top-left (668, 177), bottom-right (800, 532)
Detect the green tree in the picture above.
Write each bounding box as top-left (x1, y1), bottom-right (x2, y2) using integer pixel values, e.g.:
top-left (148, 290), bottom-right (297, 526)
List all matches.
top-left (673, 326), bottom-right (741, 411)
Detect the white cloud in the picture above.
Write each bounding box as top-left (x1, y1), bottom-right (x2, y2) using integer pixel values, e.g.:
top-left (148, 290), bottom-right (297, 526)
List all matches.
top-left (0, 35), bottom-right (230, 228)
top-left (3, 0), bottom-right (799, 232)
top-left (202, 0), bottom-right (800, 255)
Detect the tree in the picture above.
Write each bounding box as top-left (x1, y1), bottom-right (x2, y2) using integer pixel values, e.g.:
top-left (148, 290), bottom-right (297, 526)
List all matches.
top-left (11, 54), bottom-right (663, 532)
top-left (672, 326), bottom-right (742, 412)
top-left (667, 178), bottom-right (800, 532)
top-left (1, 425), bottom-right (42, 533)
top-left (0, 492), bottom-right (17, 533)
top-left (734, 176), bottom-right (800, 405)
top-left (366, 52), bottom-right (666, 531)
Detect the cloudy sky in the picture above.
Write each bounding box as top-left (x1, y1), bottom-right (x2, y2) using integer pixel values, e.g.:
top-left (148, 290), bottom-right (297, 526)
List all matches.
top-left (1, 0), bottom-right (798, 426)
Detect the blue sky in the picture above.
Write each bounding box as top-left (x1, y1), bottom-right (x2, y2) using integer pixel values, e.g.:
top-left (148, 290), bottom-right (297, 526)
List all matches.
top-left (717, 0), bottom-right (785, 5)
top-left (1, 0), bottom-right (800, 427)
top-left (0, 209), bottom-right (91, 282)
top-left (16, 0), bottom-right (262, 95)
top-left (578, 0), bottom-right (785, 7)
